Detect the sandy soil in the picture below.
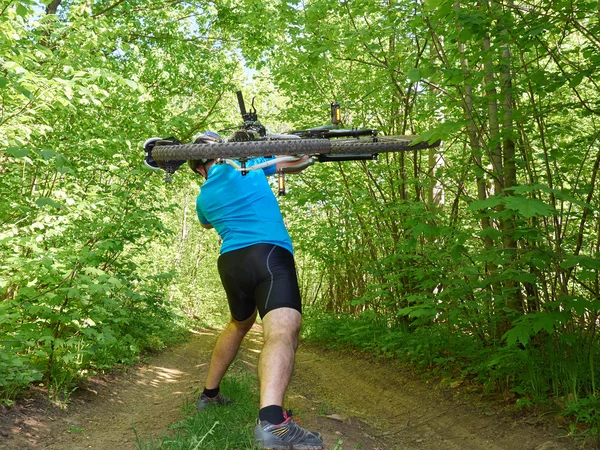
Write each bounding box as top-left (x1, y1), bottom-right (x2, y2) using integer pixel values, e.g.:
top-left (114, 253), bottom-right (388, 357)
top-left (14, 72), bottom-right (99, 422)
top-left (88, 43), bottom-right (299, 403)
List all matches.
top-left (0, 326), bottom-right (590, 449)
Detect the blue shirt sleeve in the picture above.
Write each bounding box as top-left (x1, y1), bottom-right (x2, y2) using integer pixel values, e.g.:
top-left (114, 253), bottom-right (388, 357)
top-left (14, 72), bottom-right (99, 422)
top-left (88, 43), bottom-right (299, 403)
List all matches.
top-left (262, 156), bottom-right (276, 176)
top-left (196, 199), bottom-right (210, 225)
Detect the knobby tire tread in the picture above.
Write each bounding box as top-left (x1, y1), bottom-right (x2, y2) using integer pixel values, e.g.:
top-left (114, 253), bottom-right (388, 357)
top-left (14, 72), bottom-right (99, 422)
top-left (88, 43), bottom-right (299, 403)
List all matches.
top-left (152, 138), bottom-right (440, 161)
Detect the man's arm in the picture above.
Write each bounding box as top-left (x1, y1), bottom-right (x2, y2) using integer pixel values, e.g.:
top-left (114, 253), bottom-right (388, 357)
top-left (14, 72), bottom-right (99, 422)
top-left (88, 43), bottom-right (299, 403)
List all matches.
top-left (275, 155), bottom-right (313, 174)
top-left (198, 209), bottom-right (213, 230)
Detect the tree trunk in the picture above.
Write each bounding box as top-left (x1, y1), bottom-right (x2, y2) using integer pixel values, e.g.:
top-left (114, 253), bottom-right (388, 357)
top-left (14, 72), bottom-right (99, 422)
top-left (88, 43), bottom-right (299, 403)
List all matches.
top-left (457, 10), bottom-right (494, 252)
top-left (46, 0), bottom-right (62, 15)
top-left (498, 4), bottom-right (523, 315)
top-left (482, 33), bottom-right (504, 193)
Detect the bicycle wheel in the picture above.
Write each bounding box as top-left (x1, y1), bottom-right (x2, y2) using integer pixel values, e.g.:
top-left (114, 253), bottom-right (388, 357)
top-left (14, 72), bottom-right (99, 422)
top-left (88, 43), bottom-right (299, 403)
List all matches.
top-left (328, 136), bottom-right (440, 155)
top-left (152, 139), bottom-right (329, 161)
top-left (152, 136), bottom-right (440, 161)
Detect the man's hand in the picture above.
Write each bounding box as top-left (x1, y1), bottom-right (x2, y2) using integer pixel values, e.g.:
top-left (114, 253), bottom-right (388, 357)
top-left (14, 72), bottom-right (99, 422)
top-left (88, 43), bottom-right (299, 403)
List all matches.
top-left (276, 155), bottom-right (313, 174)
top-left (201, 222), bottom-right (214, 230)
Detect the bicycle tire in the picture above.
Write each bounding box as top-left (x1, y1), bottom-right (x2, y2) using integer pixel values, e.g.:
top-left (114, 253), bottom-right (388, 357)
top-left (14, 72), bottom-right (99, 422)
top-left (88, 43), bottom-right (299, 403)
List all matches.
top-left (152, 136), bottom-right (440, 161)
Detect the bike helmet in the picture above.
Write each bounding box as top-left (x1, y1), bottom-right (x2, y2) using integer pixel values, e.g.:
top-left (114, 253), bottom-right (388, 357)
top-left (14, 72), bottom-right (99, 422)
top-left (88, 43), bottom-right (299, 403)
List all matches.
top-left (188, 131), bottom-right (223, 175)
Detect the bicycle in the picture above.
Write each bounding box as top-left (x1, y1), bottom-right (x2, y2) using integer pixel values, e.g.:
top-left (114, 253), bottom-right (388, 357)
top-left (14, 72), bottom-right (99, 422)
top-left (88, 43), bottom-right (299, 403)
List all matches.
top-left (148, 91), bottom-right (441, 191)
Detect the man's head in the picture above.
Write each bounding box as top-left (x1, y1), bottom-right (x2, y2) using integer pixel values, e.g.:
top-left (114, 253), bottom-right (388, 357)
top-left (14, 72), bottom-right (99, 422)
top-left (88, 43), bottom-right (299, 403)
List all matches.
top-left (188, 131), bottom-right (223, 178)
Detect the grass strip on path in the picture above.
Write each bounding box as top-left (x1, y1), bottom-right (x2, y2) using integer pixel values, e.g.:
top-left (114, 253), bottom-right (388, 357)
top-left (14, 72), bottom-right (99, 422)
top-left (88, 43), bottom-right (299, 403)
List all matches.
top-left (136, 373), bottom-right (260, 450)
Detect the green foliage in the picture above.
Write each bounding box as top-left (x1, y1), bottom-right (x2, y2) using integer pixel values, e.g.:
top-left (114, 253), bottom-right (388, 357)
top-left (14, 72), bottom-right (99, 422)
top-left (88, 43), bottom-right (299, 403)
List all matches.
top-left (564, 396), bottom-right (600, 446)
top-left (0, 0), bottom-right (238, 401)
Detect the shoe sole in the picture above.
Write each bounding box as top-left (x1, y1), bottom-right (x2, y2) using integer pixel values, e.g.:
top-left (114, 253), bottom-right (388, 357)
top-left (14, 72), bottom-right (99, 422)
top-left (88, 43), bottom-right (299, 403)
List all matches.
top-left (255, 440), bottom-right (324, 450)
top-left (256, 445), bottom-right (324, 450)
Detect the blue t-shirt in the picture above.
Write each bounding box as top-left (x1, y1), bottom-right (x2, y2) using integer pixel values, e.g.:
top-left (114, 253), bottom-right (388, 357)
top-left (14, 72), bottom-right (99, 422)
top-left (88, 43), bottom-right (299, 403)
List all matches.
top-left (196, 157), bottom-right (293, 254)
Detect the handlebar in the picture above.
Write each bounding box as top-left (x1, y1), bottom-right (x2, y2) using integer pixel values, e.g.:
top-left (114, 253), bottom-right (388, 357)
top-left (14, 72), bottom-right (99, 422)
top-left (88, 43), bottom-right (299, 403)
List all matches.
top-left (236, 90), bottom-right (258, 123)
top-left (236, 91), bottom-right (247, 116)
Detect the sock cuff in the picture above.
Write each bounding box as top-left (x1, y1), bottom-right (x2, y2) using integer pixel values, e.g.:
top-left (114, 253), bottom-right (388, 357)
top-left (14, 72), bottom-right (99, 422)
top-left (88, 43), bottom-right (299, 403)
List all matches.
top-left (203, 386), bottom-right (220, 398)
top-left (259, 405), bottom-right (285, 424)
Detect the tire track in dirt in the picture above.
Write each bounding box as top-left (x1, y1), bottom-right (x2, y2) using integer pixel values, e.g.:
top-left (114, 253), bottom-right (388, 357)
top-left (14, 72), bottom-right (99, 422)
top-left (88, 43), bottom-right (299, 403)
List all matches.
top-left (0, 327), bottom-right (590, 449)
top-left (286, 347), bottom-right (584, 450)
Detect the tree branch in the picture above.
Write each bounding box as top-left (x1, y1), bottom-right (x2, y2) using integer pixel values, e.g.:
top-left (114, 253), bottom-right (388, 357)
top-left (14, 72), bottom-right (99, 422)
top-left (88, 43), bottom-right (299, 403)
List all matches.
top-left (92, 0), bottom-right (127, 17)
top-left (181, 90), bottom-right (225, 142)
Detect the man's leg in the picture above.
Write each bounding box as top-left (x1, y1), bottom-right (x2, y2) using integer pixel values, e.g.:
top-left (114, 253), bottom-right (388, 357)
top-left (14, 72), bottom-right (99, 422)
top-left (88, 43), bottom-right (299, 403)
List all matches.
top-left (254, 307), bottom-right (323, 448)
top-left (205, 310), bottom-right (257, 390)
top-left (258, 307), bottom-right (301, 408)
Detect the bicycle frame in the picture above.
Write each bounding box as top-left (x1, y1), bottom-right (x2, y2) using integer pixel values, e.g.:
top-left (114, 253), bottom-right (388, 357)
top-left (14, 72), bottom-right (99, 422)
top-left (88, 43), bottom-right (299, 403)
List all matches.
top-left (229, 91), bottom-right (379, 182)
top-left (219, 155), bottom-right (311, 174)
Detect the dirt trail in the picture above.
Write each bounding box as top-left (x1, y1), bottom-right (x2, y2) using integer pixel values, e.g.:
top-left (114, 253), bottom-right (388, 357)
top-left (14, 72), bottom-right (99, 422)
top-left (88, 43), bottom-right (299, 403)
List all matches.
top-left (0, 326), bottom-right (587, 450)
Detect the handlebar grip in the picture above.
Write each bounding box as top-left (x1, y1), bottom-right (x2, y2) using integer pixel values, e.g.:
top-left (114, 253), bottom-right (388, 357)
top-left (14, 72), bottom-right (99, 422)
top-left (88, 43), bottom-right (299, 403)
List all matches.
top-left (236, 91), bottom-right (247, 116)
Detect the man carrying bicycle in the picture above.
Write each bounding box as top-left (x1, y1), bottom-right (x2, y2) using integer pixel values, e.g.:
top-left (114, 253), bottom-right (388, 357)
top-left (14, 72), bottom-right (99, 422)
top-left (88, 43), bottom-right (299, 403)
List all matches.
top-left (182, 132), bottom-right (324, 449)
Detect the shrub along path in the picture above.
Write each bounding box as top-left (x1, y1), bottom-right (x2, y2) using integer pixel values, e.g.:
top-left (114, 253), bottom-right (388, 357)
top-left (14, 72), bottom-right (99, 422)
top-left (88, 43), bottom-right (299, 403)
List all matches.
top-left (0, 326), bottom-right (588, 449)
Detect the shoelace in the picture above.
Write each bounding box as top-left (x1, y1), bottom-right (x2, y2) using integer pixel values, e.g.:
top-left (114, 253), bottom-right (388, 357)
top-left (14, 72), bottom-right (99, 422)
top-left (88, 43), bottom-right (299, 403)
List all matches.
top-left (283, 410), bottom-right (303, 424)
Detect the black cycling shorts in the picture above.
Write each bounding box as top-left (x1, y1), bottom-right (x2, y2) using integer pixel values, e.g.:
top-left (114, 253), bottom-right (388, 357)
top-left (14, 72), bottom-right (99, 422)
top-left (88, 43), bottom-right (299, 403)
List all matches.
top-left (217, 244), bottom-right (302, 321)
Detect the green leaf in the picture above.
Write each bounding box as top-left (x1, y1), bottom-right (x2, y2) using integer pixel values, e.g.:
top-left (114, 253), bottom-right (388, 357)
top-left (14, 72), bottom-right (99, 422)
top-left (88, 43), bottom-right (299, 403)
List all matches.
top-left (124, 79), bottom-right (138, 90)
top-left (409, 307), bottom-right (435, 318)
top-left (107, 277), bottom-right (122, 287)
top-left (17, 85), bottom-right (34, 100)
top-left (560, 256), bottom-right (600, 270)
top-left (577, 256), bottom-right (600, 270)
top-left (66, 288), bottom-right (81, 298)
top-left (559, 296), bottom-right (593, 315)
top-left (507, 183), bottom-right (553, 195)
top-left (407, 68), bottom-right (421, 83)
top-left (16, 3), bottom-right (27, 17)
top-left (568, 72), bottom-right (585, 89)
top-left (41, 256), bottom-right (53, 267)
top-left (531, 313), bottom-right (556, 334)
top-left (503, 322), bottom-right (531, 347)
top-left (412, 120), bottom-right (466, 145)
top-left (468, 195), bottom-right (503, 211)
top-left (0, 77), bottom-right (8, 89)
top-left (512, 272), bottom-right (537, 284)
top-left (458, 27), bottom-right (473, 42)
top-left (502, 196), bottom-right (555, 218)
top-left (478, 227), bottom-right (502, 240)
top-left (423, 0), bottom-right (445, 10)
top-left (89, 283), bottom-right (108, 294)
top-left (35, 197), bottom-right (62, 209)
top-left (579, 270), bottom-right (597, 281)
top-left (40, 150), bottom-right (56, 160)
top-left (55, 154), bottom-right (72, 174)
top-left (6, 147), bottom-right (30, 158)
top-left (83, 267), bottom-right (106, 276)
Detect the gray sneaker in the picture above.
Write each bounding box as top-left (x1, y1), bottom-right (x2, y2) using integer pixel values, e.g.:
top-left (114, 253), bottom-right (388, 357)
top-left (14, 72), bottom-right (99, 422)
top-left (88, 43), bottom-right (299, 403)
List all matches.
top-left (196, 393), bottom-right (233, 411)
top-left (254, 411), bottom-right (324, 449)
